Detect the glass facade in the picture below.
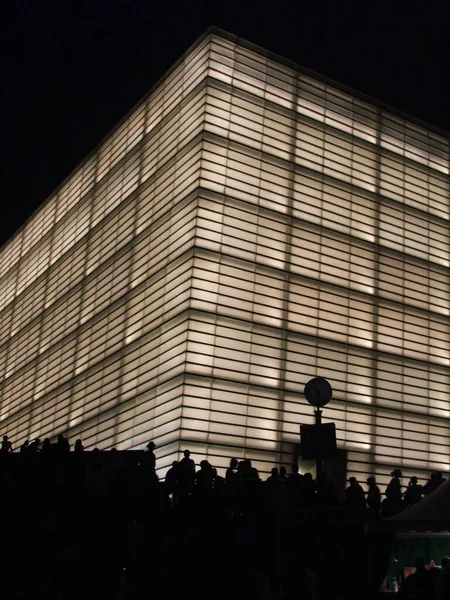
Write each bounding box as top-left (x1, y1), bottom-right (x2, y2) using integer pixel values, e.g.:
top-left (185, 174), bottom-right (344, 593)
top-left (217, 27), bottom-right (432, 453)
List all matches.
top-left (0, 30), bottom-right (449, 484)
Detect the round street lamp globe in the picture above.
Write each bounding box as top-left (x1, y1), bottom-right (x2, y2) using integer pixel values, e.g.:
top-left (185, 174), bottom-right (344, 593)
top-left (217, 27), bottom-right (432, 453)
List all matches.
top-left (304, 377), bottom-right (333, 407)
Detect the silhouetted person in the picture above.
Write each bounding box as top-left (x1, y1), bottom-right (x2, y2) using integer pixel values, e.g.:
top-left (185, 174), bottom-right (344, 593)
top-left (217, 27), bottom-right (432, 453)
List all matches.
top-left (427, 559), bottom-right (442, 595)
top-left (179, 449), bottom-right (196, 495)
top-left (41, 438), bottom-right (52, 454)
top-left (279, 466), bottom-right (288, 485)
top-left (20, 440), bottom-right (29, 453)
top-left (211, 466), bottom-right (223, 494)
top-left (383, 468), bottom-right (403, 515)
top-left (165, 460), bottom-right (180, 500)
top-left (140, 442), bottom-right (159, 493)
top-left (422, 472), bottom-right (435, 496)
top-left (28, 438), bottom-right (41, 452)
top-left (366, 476), bottom-right (381, 516)
top-left (265, 467), bottom-right (282, 511)
top-left (435, 557), bottom-right (450, 600)
top-left (195, 460), bottom-right (215, 499)
top-left (240, 459), bottom-right (259, 481)
top-left (385, 468), bottom-right (402, 497)
top-left (404, 476), bottom-right (423, 506)
top-left (74, 439), bottom-right (84, 453)
top-left (56, 434), bottom-right (70, 453)
top-left (398, 557), bottom-right (432, 599)
top-left (72, 439), bottom-right (85, 485)
top-left (423, 471), bottom-right (446, 496)
top-left (303, 472), bottom-right (316, 506)
top-left (287, 464), bottom-right (305, 501)
top-left (145, 441), bottom-right (157, 477)
top-left (1, 435), bottom-right (13, 453)
top-left (89, 448), bottom-right (104, 495)
top-left (212, 465), bottom-right (222, 483)
top-left (225, 457), bottom-right (238, 481)
top-left (434, 471), bottom-right (446, 488)
top-left (224, 457), bottom-right (239, 510)
top-left (265, 467), bottom-right (280, 486)
top-left (316, 472), bottom-right (336, 506)
top-left (345, 476), bottom-right (366, 509)
top-left (236, 460), bottom-right (245, 480)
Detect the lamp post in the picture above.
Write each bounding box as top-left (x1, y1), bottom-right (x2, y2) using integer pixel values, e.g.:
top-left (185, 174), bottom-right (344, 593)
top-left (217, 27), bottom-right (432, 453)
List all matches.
top-left (302, 377), bottom-right (334, 479)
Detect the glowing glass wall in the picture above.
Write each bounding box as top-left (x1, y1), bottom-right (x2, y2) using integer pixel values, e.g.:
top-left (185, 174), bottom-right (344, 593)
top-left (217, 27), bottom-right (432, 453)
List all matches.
top-left (0, 31), bottom-right (449, 483)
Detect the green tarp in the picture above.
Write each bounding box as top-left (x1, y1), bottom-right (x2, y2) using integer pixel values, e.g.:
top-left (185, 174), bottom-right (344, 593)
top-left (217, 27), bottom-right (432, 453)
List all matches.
top-left (387, 535), bottom-right (450, 579)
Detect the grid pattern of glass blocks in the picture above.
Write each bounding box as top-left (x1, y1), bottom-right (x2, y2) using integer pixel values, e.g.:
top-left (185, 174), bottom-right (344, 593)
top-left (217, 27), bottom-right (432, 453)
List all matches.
top-left (0, 30), bottom-right (449, 484)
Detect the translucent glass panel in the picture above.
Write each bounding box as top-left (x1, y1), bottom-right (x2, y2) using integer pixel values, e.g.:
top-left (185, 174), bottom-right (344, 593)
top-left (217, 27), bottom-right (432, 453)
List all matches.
top-left (208, 36), bottom-right (297, 110)
top-left (191, 250), bottom-right (375, 350)
top-left (0, 35), bottom-right (208, 319)
top-left (95, 36), bottom-right (210, 185)
top-left (182, 374), bottom-right (283, 453)
top-left (200, 139), bottom-right (377, 243)
top-left (375, 410), bottom-right (450, 471)
top-left (196, 28), bottom-right (449, 483)
top-left (0, 230), bottom-right (22, 279)
top-left (0, 267), bottom-right (20, 312)
top-left (125, 254), bottom-right (194, 345)
top-left (182, 313), bottom-right (450, 476)
top-left (378, 253), bottom-right (449, 316)
top-left (0, 155), bottom-right (96, 288)
top-left (133, 197), bottom-right (198, 288)
top-left (381, 112), bottom-right (449, 175)
top-left (380, 155), bottom-right (449, 219)
top-left (16, 234), bottom-right (52, 296)
top-left (141, 86), bottom-right (206, 186)
top-left (294, 120), bottom-right (377, 192)
top-left (0, 38), bottom-right (209, 450)
top-left (0, 242), bottom-right (196, 443)
top-left (188, 241), bottom-right (449, 469)
top-left (56, 155), bottom-right (97, 224)
top-left (375, 357), bottom-right (450, 418)
top-left (145, 38), bottom-right (210, 136)
top-left (201, 97), bottom-right (448, 295)
top-left (97, 104), bottom-right (145, 182)
top-left (377, 305), bottom-right (449, 365)
top-left (0, 305), bottom-right (191, 449)
top-left (0, 32), bottom-right (449, 484)
top-left (91, 153), bottom-right (139, 229)
top-left (204, 81), bottom-right (296, 162)
top-left (195, 191), bottom-right (376, 296)
top-left (5, 369), bottom-right (185, 454)
top-left (21, 196), bottom-right (57, 257)
top-left (50, 197), bottom-right (91, 268)
top-left (292, 172), bottom-right (377, 242)
top-left (204, 81), bottom-right (377, 194)
top-left (200, 137), bottom-right (293, 214)
top-left (208, 35), bottom-right (448, 181)
top-left (183, 312), bottom-right (449, 479)
top-left (298, 81), bottom-right (378, 144)
top-left (379, 202), bottom-right (449, 267)
top-left (195, 194), bottom-right (290, 271)
top-left (138, 143), bottom-right (202, 235)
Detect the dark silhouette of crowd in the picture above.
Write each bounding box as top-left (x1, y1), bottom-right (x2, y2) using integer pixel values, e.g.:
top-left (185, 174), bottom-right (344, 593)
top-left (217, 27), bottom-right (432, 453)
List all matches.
top-left (392, 556), bottom-right (450, 600)
top-left (0, 433), bottom-right (447, 599)
top-left (378, 468), bottom-right (447, 517)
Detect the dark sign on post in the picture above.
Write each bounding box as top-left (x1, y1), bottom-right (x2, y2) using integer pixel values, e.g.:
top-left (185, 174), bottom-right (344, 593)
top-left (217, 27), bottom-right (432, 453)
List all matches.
top-left (300, 422), bottom-right (337, 460)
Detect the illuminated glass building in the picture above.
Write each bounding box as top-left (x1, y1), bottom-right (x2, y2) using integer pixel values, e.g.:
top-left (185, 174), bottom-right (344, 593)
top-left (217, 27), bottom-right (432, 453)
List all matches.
top-left (0, 29), bottom-right (449, 485)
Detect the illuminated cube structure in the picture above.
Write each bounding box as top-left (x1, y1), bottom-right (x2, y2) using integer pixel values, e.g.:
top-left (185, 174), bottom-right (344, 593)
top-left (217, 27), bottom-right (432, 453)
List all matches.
top-left (0, 29), bottom-right (449, 486)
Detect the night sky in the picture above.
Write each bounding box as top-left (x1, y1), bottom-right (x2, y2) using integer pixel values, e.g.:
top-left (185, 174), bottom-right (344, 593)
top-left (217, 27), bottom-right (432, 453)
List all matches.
top-left (2, 0), bottom-right (449, 248)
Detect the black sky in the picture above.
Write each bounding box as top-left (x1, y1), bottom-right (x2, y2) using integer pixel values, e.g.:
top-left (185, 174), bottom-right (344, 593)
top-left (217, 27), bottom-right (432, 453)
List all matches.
top-left (2, 0), bottom-right (449, 248)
